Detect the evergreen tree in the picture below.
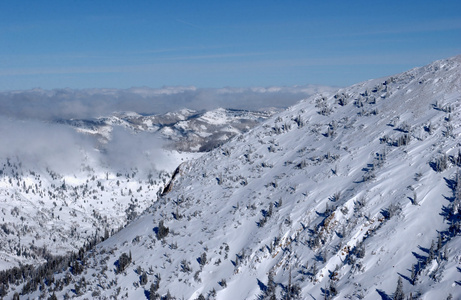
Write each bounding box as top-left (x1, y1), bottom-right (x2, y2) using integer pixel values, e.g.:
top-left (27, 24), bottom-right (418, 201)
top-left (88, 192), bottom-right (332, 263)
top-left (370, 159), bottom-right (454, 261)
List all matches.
top-left (393, 277), bottom-right (405, 300)
top-left (156, 220), bottom-right (169, 240)
top-left (266, 270), bottom-right (276, 299)
top-left (328, 279), bottom-right (337, 297)
top-left (140, 272), bottom-right (148, 285)
top-left (195, 294), bottom-right (206, 300)
top-left (48, 292), bottom-right (58, 300)
top-left (312, 262), bottom-right (318, 277)
top-left (410, 265), bottom-right (417, 285)
top-left (149, 283), bottom-right (158, 300)
top-left (437, 233), bottom-right (443, 251)
top-left (356, 243), bottom-right (366, 259)
top-left (428, 240), bottom-right (435, 261)
top-left (164, 290), bottom-right (174, 300)
top-left (116, 252), bottom-right (132, 273)
top-left (199, 252), bottom-right (207, 266)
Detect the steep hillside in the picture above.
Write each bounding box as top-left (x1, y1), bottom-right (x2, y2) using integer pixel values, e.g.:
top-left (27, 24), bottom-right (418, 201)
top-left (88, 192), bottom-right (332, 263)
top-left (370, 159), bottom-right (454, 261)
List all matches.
top-left (9, 55), bottom-right (461, 299)
top-left (0, 108), bottom-right (274, 271)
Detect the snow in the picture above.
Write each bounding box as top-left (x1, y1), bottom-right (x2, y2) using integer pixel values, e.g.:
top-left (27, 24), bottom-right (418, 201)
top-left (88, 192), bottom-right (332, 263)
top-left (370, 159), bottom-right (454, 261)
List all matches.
top-left (4, 55), bottom-right (461, 299)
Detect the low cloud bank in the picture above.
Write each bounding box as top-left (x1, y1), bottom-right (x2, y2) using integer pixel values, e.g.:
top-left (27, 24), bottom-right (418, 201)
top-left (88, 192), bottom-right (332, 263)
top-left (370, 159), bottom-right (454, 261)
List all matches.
top-left (100, 127), bottom-right (166, 173)
top-left (0, 117), bottom-right (96, 173)
top-left (0, 117), bottom-right (167, 175)
top-left (0, 85), bottom-right (336, 173)
top-left (0, 85), bottom-right (336, 121)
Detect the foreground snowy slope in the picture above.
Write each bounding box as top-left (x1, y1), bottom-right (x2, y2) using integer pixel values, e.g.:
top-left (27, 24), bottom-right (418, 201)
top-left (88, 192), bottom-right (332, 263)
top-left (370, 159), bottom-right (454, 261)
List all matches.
top-left (11, 55), bottom-right (461, 299)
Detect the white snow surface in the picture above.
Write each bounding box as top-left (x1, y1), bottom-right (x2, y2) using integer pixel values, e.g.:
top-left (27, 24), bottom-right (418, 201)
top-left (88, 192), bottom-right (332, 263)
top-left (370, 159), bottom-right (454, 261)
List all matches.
top-left (0, 147), bottom-right (204, 271)
top-left (10, 55), bottom-right (461, 299)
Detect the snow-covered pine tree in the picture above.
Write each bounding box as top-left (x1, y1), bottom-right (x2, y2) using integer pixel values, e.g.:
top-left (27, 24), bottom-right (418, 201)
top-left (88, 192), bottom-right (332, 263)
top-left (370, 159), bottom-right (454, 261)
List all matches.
top-left (393, 277), bottom-right (405, 300)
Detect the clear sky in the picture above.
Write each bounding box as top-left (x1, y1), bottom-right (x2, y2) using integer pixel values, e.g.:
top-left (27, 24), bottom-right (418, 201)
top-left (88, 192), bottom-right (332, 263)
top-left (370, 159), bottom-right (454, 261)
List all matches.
top-left (0, 0), bottom-right (460, 90)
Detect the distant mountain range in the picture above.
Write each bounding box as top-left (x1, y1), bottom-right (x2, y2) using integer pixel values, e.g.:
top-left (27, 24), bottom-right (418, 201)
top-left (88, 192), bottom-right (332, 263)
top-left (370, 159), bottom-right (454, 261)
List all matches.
top-left (58, 107), bottom-right (281, 152)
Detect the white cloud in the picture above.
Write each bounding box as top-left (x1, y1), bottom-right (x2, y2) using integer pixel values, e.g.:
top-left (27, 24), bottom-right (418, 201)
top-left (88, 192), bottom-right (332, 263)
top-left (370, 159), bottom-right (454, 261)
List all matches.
top-left (0, 117), bottom-right (95, 173)
top-left (0, 85), bottom-right (335, 121)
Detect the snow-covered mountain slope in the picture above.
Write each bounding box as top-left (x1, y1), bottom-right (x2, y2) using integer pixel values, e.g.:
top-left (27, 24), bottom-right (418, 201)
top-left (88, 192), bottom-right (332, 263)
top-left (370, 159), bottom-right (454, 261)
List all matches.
top-left (8, 55), bottom-right (461, 299)
top-left (0, 153), bottom-right (183, 271)
top-left (0, 107), bottom-right (276, 271)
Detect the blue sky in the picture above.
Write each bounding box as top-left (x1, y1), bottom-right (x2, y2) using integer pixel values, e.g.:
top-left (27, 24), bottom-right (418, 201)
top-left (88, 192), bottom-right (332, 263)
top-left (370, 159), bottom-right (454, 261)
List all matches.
top-left (0, 0), bottom-right (460, 90)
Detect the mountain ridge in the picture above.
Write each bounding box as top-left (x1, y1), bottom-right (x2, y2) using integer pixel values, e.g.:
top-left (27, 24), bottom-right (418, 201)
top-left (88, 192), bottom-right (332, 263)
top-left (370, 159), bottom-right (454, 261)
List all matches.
top-left (59, 107), bottom-right (280, 152)
top-left (5, 54), bottom-right (461, 299)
